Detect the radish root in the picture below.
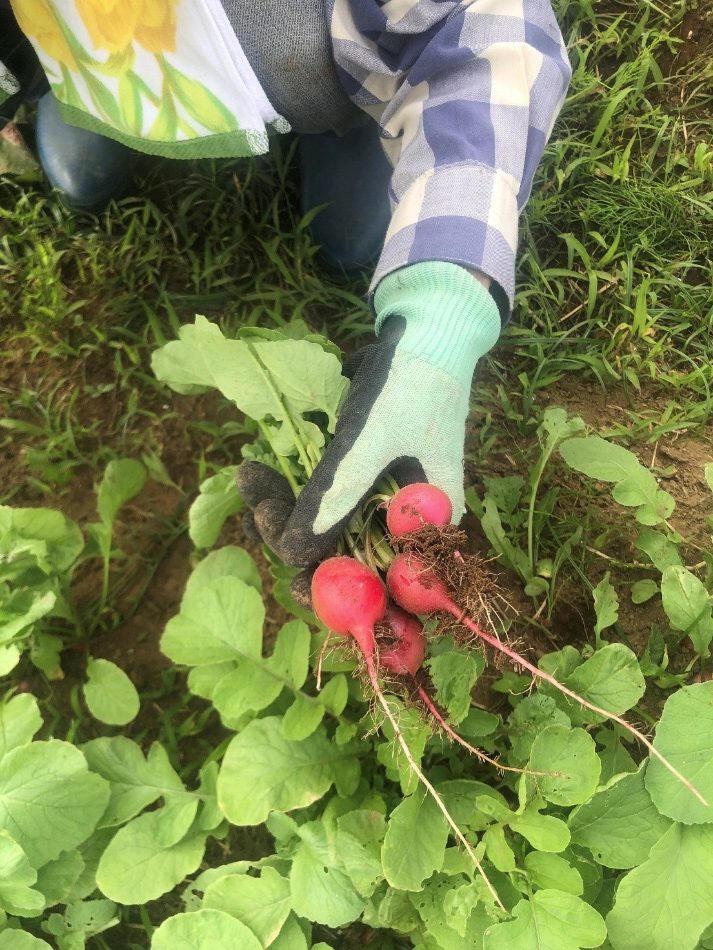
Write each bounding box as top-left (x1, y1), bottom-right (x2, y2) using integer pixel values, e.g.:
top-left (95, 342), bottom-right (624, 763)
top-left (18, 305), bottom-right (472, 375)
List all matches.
top-left (458, 613), bottom-right (708, 808)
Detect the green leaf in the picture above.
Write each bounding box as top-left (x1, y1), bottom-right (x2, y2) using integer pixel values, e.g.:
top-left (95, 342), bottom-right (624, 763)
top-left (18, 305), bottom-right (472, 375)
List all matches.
top-left (410, 873), bottom-right (486, 947)
top-left (268, 620), bottom-right (311, 689)
top-left (508, 695), bottom-right (571, 762)
top-left (29, 632), bottom-right (63, 679)
top-left (0, 506), bottom-right (84, 572)
top-left (538, 407), bottom-right (586, 453)
top-left (96, 458), bottom-right (145, 527)
top-left (381, 788), bottom-right (449, 891)
top-left (152, 798), bottom-right (199, 848)
top-left (152, 317), bottom-right (348, 438)
top-left (596, 726), bottom-right (637, 783)
top-left (208, 618), bottom-right (311, 722)
top-left (524, 852), bottom-right (583, 896)
top-left (34, 850), bottom-right (85, 906)
top-left (0, 645), bottom-right (20, 676)
top-left (161, 575), bottom-right (265, 666)
top-left (151, 909), bottom-right (262, 949)
top-left (217, 718), bottom-right (342, 825)
top-left (377, 702), bottom-right (432, 795)
top-left (290, 821), bottom-right (365, 927)
top-left (0, 933), bottom-right (51, 948)
top-left (82, 737), bottom-right (183, 827)
top-left (569, 766), bottom-right (672, 867)
top-left (183, 546), bottom-right (261, 601)
top-left (635, 528), bottom-right (682, 572)
top-left (202, 867), bottom-right (292, 945)
top-left (83, 659), bottom-right (140, 726)
top-left (631, 579), bottom-right (658, 604)
top-left (484, 824), bottom-right (516, 872)
top-left (526, 727), bottom-right (601, 806)
top-left (563, 643), bottom-right (645, 721)
top-left (282, 694), bottom-right (325, 741)
top-left (0, 694), bottom-right (42, 760)
top-left (539, 645), bottom-right (582, 680)
top-left (271, 914), bottom-right (309, 949)
top-left (0, 740), bottom-right (109, 868)
top-left (645, 682), bottom-right (713, 824)
top-left (0, 590), bottom-right (57, 644)
top-left (592, 572), bottom-right (619, 638)
top-left (426, 651), bottom-right (484, 724)
top-left (606, 824), bottom-right (713, 950)
top-left (335, 810), bottom-right (386, 898)
top-left (509, 808), bottom-right (570, 853)
top-left (188, 467), bottom-right (243, 549)
top-left (96, 811), bottom-right (205, 904)
top-left (559, 436), bottom-right (674, 525)
top-left (42, 897), bottom-right (118, 943)
top-left (480, 495), bottom-right (531, 579)
top-left (438, 779), bottom-right (509, 831)
top-left (0, 831), bottom-right (44, 917)
top-left (318, 674), bottom-right (349, 716)
top-left (483, 890), bottom-right (606, 949)
top-left (660, 566), bottom-right (713, 657)
top-left (211, 663), bottom-right (282, 722)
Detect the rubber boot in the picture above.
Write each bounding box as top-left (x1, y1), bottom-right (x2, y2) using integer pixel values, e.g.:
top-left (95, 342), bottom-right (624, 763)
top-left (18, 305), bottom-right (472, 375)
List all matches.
top-left (299, 121), bottom-right (392, 272)
top-left (35, 92), bottom-right (134, 212)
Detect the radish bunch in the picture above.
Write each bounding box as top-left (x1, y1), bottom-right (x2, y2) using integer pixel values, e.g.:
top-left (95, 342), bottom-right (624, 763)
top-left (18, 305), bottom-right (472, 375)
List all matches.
top-left (312, 482), bottom-right (707, 805)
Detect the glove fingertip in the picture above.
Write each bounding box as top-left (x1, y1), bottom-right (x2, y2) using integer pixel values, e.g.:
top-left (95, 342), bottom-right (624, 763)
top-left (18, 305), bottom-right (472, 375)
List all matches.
top-left (290, 570), bottom-right (314, 610)
top-left (235, 461), bottom-right (294, 508)
top-left (254, 498), bottom-right (294, 550)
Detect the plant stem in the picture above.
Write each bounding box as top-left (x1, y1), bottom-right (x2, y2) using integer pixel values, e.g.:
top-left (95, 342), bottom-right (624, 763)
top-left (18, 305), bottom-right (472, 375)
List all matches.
top-left (247, 342), bottom-right (314, 477)
top-left (257, 420), bottom-right (301, 495)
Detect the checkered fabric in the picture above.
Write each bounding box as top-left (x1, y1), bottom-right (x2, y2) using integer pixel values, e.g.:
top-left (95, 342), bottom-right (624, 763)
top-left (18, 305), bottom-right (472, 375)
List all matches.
top-left (328, 0), bottom-right (572, 318)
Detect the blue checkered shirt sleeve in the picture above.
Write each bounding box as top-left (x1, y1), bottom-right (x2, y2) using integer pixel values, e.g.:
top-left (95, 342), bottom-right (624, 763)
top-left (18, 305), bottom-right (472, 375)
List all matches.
top-left (328, 0), bottom-right (571, 317)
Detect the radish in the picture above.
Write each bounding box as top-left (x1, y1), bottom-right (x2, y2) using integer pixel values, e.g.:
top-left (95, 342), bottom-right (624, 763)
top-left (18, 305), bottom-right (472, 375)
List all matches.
top-left (379, 605), bottom-right (426, 677)
top-left (311, 556), bottom-right (386, 661)
top-left (386, 483), bottom-right (452, 537)
top-left (387, 553), bottom-right (707, 806)
top-left (311, 556), bottom-right (504, 909)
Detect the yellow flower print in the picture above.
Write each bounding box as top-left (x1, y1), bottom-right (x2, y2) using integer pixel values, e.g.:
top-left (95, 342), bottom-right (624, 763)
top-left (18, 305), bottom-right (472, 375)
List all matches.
top-left (10, 0), bottom-right (76, 67)
top-left (134, 1), bottom-right (177, 54)
top-left (75, 0), bottom-right (177, 55)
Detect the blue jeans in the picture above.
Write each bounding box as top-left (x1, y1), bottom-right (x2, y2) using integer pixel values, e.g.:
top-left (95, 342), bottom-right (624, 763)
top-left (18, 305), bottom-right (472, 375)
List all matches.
top-left (298, 122), bottom-right (392, 272)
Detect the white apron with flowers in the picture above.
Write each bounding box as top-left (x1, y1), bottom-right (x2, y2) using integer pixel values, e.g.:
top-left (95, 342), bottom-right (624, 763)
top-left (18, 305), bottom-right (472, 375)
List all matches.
top-left (5, 0), bottom-right (289, 158)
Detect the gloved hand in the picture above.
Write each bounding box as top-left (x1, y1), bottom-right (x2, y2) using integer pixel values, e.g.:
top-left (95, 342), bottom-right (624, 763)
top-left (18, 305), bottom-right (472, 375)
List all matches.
top-left (236, 261), bottom-right (501, 572)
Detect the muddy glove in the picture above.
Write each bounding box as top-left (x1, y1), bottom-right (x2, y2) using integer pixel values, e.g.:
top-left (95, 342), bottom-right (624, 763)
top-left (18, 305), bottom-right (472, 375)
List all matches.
top-left (236, 261), bottom-right (501, 570)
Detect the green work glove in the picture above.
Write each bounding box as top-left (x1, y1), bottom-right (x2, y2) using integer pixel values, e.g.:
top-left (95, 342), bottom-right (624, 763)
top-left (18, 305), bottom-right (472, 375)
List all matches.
top-left (236, 261), bottom-right (501, 569)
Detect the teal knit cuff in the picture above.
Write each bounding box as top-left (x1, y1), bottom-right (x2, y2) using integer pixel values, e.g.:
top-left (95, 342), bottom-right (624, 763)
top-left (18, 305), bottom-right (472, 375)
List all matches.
top-left (374, 262), bottom-right (502, 389)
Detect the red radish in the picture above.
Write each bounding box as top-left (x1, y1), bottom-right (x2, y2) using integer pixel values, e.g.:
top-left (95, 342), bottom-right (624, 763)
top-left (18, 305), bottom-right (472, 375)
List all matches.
top-left (380, 605), bottom-right (426, 676)
top-left (311, 556), bottom-right (504, 910)
top-left (387, 553), bottom-right (453, 615)
top-left (311, 556), bottom-right (386, 660)
top-left (387, 553), bottom-right (708, 806)
top-left (386, 483), bottom-right (452, 537)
